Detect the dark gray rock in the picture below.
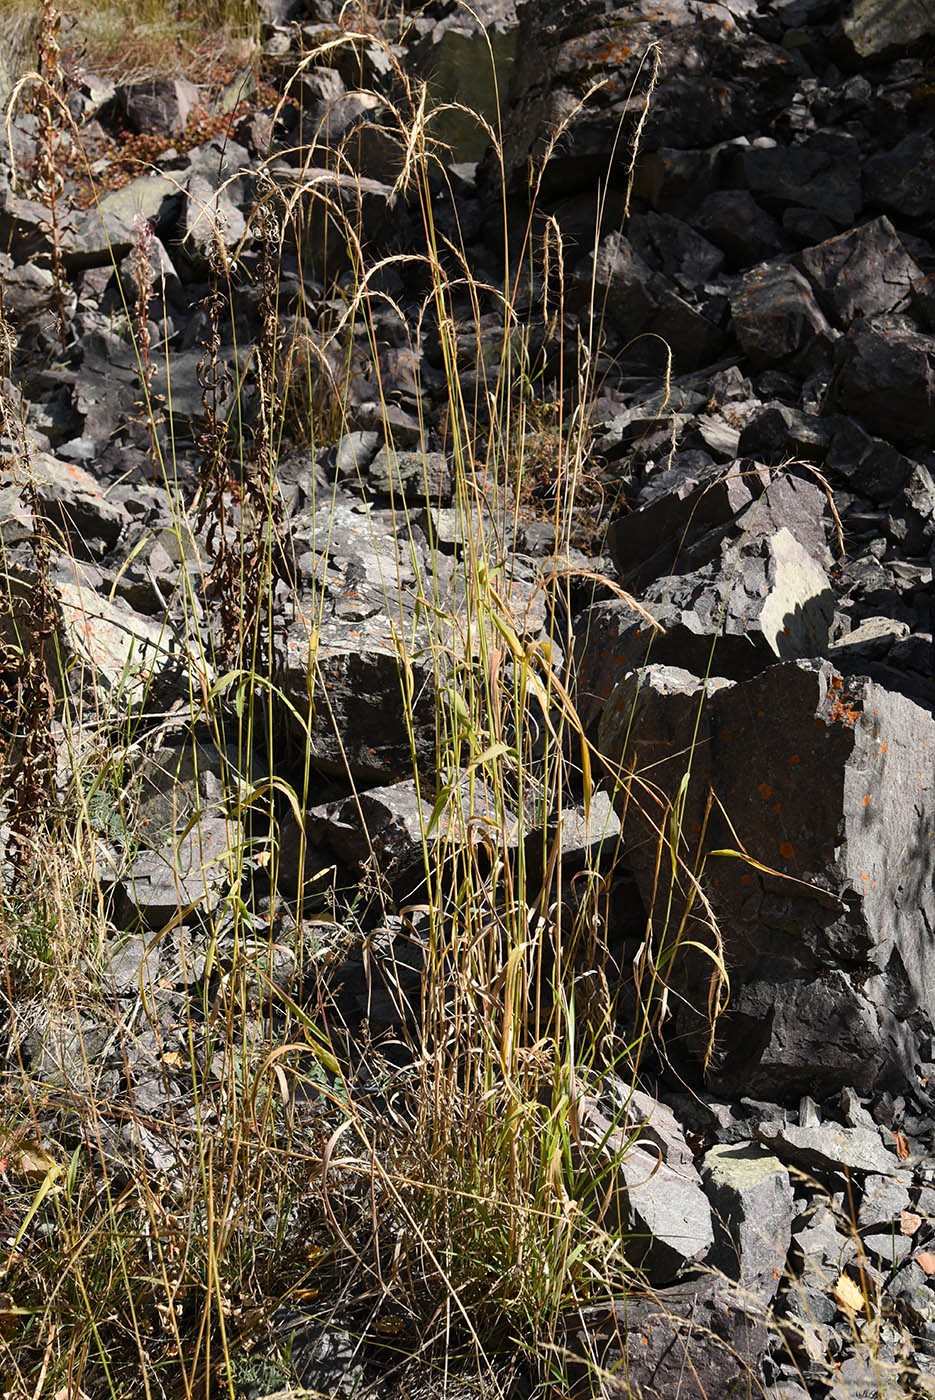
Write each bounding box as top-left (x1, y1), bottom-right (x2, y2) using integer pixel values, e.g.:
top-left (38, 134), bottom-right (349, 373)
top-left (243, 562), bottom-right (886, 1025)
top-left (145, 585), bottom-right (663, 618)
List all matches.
top-left (567, 1276), bottom-right (770, 1400)
top-left (596, 658), bottom-right (935, 1099)
top-left (607, 458), bottom-right (768, 592)
top-left (826, 416), bottom-right (914, 502)
top-left (782, 1205), bottom-right (856, 1329)
top-left (409, 3), bottom-right (517, 165)
top-left (888, 464), bottom-right (935, 556)
top-left (737, 403), bottom-right (833, 463)
top-left (576, 1087), bottom-right (714, 1282)
top-left (180, 170), bottom-right (248, 271)
top-left (701, 1141), bottom-right (794, 1300)
top-left (731, 261), bottom-right (835, 369)
top-left (633, 143), bottom-right (734, 218)
top-left (795, 217), bottom-right (921, 329)
top-left (114, 816), bottom-right (234, 929)
top-left (368, 445), bottom-right (451, 502)
top-left (116, 78), bottom-right (201, 136)
top-left (280, 608), bottom-right (437, 781)
top-left (498, 1), bottom-right (801, 198)
top-left (627, 212), bottom-right (725, 289)
top-left (831, 318), bottom-right (935, 448)
top-left (268, 164), bottom-right (395, 276)
top-left (757, 1119), bottom-right (900, 1175)
top-left (305, 779), bottom-right (435, 874)
top-left (693, 189), bottom-right (787, 268)
top-left (856, 1176), bottom-right (907, 1232)
top-left (844, 0), bottom-right (935, 57)
top-left (733, 132), bottom-right (863, 229)
top-left (30, 450), bottom-right (128, 559)
top-left (280, 498), bottom-right (549, 779)
top-left (571, 232), bottom-right (658, 340)
top-left (581, 474), bottom-right (835, 730)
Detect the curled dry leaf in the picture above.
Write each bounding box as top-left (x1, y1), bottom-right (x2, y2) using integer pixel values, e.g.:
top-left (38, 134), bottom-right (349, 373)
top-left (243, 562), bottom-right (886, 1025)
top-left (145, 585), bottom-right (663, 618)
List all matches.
top-left (832, 1273), bottom-right (864, 1314)
top-left (12, 1140), bottom-right (58, 1181)
top-left (894, 1130), bottom-right (911, 1160)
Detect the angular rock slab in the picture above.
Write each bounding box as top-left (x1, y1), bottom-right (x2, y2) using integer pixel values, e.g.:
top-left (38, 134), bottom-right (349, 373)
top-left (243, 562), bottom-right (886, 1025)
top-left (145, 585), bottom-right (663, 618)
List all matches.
top-left (844, 0), bottom-right (935, 57)
top-left (566, 1277), bottom-right (770, 1400)
top-left (597, 658), bottom-right (935, 1098)
top-left (114, 816), bottom-right (234, 929)
top-left (3, 569), bottom-right (203, 705)
top-left (794, 217), bottom-right (921, 330)
top-left (578, 474), bottom-right (834, 732)
top-left (576, 1089), bottom-right (713, 1284)
top-left (280, 497), bottom-right (549, 782)
top-left (701, 1141), bottom-right (794, 1301)
top-left (831, 317), bottom-right (935, 448)
top-left (731, 262), bottom-right (834, 370)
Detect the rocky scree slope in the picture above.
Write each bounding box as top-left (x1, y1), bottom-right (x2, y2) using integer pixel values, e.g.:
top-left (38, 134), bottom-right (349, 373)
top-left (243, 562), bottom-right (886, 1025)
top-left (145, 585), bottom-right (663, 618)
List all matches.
top-left (1, 0), bottom-right (935, 1395)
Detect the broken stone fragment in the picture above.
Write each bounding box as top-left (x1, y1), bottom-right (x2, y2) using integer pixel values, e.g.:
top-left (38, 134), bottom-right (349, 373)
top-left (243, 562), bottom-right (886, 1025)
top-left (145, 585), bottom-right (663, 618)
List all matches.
top-left (702, 1141), bottom-right (794, 1301)
top-left (575, 1084), bottom-right (714, 1284)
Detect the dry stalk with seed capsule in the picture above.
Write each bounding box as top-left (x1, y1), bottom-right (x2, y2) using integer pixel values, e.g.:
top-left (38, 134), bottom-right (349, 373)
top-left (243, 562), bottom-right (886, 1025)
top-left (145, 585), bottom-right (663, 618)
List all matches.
top-left (24, 0), bottom-right (73, 353)
top-left (129, 211), bottom-right (160, 477)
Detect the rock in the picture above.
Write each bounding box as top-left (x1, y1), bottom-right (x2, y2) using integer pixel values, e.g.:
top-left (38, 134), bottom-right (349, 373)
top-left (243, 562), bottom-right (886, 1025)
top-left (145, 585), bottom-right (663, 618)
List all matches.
top-left (731, 261), bottom-right (835, 370)
top-left (0, 257), bottom-right (70, 329)
top-left (737, 403), bottom-right (833, 463)
top-left (570, 232), bottom-right (658, 341)
top-left (829, 615), bottom-right (910, 664)
top-left (95, 173), bottom-right (180, 232)
top-left (844, 0), bottom-right (935, 58)
top-left (280, 605), bottom-right (438, 781)
top-left (136, 733), bottom-right (246, 835)
top-left (583, 474), bottom-right (835, 730)
top-left (181, 171), bottom-right (248, 271)
top-left (734, 132), bottom-right (864, 229)
top-left (116, 78), bottom-right (201, 136)
top-left (368, 445), bottom-right (451, 501)
top-left (607, 457), bottom-right (767, 592)
top-left (99, 933), bottom-right (161, 994)
top-left (796, 217), bottom-right (921, 328)
top-left (18, 1008), bottom-right (109, 1092)
top-left (865, 132), bottom-right (935, 223)
top-left (409, 4), bottom-right (518, 165)
top-left (2, 567), bottom-right (203, 704)
top-left (305, 779), bottom-right (436, 875)
top-left (831, 318), bottom-right (935, 448)
top-left (757, 1119), bottom-right (900, 1175)
top-left (826, 417), bottom-right (914, 502)
top-left (889, 464), bottom-right (935, 556)
top-left (497, 0), bottom-right (801, 198)
top-left (701, 1141), bottom-right (794, 1301)
top-left (596, 658), bottom-right (935, 1098)
top-left (628, 212), bottom-right (725, 289)
top-left (576, 1087), bottom-right (714, 1282)
top-left (783, 1205), bottom-right (856, 1329)
top-left (114, 815), bottom-right (233, 928)
top-left (29, 450), bottom-right (128, 559)
top-left (567, 1277), bottom-right (770, 1400)
top-left (269, 164), bottom-right (395, 276)
top-left (693, 189), bottom-right (787, 268)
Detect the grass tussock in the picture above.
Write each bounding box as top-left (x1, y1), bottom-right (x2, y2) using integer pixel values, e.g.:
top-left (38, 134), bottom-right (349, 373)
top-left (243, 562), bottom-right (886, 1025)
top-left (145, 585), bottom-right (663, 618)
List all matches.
top-left (0, 10), bottom-right (815, 1399)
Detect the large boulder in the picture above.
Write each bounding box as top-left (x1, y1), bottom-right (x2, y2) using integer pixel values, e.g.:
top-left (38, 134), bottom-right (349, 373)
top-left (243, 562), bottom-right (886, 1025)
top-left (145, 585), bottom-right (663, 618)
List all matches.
top-left (830, 318), bottom-right (935, 448)
top-left (596, 658), bottom-right (935, 1100)
top-left (493, 0), bottom-right (802, 198)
